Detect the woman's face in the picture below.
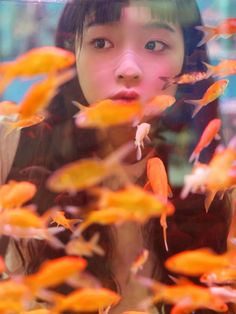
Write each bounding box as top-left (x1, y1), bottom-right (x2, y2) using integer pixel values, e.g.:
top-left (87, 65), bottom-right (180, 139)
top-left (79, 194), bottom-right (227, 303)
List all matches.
top-left (76, 4), bottom-right (184, 105)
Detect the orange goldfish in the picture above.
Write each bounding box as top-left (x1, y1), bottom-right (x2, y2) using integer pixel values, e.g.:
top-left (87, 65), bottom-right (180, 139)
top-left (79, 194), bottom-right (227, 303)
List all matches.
top-left (18, 69), bottom-right (75, 119)
top-left (50, 209), bottom-right (80, 232)
top-left (203, 59), bottom-right (236, 78)
top-left (201, 267), bottom-right (236, 285)
top-left (76, 184), bottom-right (174, 234)
top-left (0, 180), bottom-right (37, 209)
top-left (74, 99), bottom-right (143, 128)
top-left (0, 46), bottom-right (75, 94)
top-left (134, 123), bottom-right (151, 161)
top-left (52, 288), bottom-right (121, 313)
top-left (196, 18), bottom-right (236, 46)
top-left (0, 101), bottom-right (19, 116)
top-left (47, 142), bottom-right (133, 194)
top-left (130, 249), bottom-right (149, 275)
top-left (185, 79), bottom-right (229, 118)
top-left (143, 278), bottom-right (228, 314)
top-left (160, 71), bottom-right (209, 89)
top-left (25, 256), bottom-right (87, 291)
top-left (144, 157), bottom-right (172, 251)
top-left (189, 118), bottom-right (221, 163)
top-left (66, 232), bottom-right (105, 257)
top-left (142, 94), bottom-right (176, 118)
top-left (165, 248), bottom-right (236, 276)
top-left (20, 310), bottom-right (53, 314)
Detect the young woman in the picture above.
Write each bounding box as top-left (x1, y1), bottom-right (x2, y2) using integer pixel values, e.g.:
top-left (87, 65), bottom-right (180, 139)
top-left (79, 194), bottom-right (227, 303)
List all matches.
top-left (3, 0), bottom-right (233, 313)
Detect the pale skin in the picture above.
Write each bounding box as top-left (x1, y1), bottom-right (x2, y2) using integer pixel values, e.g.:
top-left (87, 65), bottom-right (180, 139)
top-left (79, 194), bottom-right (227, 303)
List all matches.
top-left (75, 3), bottom-right (185, 313)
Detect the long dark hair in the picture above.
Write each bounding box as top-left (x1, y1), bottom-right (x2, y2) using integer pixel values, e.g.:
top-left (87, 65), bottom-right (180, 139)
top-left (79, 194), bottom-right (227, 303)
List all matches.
top-left (3, 0), bottom-right (233, 313)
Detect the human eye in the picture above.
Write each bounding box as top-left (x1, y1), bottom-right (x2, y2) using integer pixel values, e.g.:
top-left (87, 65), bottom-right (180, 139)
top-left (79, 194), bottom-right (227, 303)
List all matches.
top-left (90, 38), bottom-right (113, 49)
top-left (145, 40), bottom-right (168, 52)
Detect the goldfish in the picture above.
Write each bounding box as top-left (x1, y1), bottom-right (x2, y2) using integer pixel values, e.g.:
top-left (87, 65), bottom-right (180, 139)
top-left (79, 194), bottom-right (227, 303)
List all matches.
top-left (0, 46), bottom-right (75, 94)
top-left (47, 142), bottom-right (133, 194)
top-left (165, 248), bottom-right (236, 276)
top-left (203, 59), bottom-right (236, 78)
top-left (0, 256), bottom-right (5, 274)
top-left (130, 249), bottom-right (149, 275)
top-left (74, 99), bottom-right (143, 128)
top-left (0, 180), bottom-right (37, 210)
top-left (52, 288), bottom-right (121, 313)
top-left (196, 18), bottom-right (236, 46)
top-left (189, 118), bottom-right (221, 163)
top-left (144, 157), bottom-right (172, 251)
top-left (25, 256), bottom-right (87, 291)
top-left (142, 94), bottom-right (176, 118)
top-left (134, 123), bottom-right (151, 161)
top-left (185, 79), bottom-right (229, 118)
top-left (160, 71), bottom-right (209, 89)
top-left (50, 209), bottom-right (80, 232)
top-left (146, 279), bottom-right (228, 314)
top-left (18, 69), bottom-right (75, 119)
top-left (66, 232), bottom-right (105, 257)
top-left (75, 184), bottom-right (175, 234)
top-left (201, 267), bottom-right (236, 285)
top-left (0, 100), bottom-right (19, 116)
top-left (20, 310), bottom-right (53, 314)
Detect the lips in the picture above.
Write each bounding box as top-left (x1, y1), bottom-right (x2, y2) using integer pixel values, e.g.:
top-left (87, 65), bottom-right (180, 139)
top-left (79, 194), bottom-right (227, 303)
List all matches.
top-left (110, 90), bottom-right (140, 102)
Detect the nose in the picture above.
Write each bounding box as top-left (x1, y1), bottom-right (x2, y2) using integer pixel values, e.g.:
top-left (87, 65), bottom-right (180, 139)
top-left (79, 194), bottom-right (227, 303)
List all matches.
top-left (115, 52), bottom-right (142, 86)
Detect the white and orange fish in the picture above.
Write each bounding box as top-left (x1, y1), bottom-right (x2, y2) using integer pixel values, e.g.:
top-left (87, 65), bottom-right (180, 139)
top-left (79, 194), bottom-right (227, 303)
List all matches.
top-left (160, 71), bottom-right (209, 89)
top-left (189, 118), bottom-right (221, 163)
top-left (0, 46), bottom-right (75, 94)
top-left (144, 157), bottom-right (172, 251)
top-left (185, 79), bottom-right (229, 118)
top-left (134, 123), bottom-right (151, 161)
top-left (203, 59), bottom-right (236, 78)
top-left (196, 18), bottom-right (236, 46)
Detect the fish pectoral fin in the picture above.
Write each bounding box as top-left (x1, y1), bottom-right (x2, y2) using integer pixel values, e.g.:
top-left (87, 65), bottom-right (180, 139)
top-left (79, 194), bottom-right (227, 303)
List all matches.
top-left (204, 190), bottom-right (217, 213)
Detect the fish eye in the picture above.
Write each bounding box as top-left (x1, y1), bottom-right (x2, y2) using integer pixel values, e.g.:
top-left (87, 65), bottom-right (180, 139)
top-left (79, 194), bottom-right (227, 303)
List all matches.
top-left (145, 40), bottom-right (167, 52)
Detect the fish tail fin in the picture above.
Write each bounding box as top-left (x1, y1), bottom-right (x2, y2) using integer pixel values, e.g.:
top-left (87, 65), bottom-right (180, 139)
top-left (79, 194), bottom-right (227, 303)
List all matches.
top-left (89, 232), bottom-right (105, 256)
top-left (135, 142), bottom-right (142, 161)
top-left (72, 100), bottom-right (87, 111)
top-left (55, 68), bottom-right (76, 87)
top-left (202, 61), bottom-right (215, 78)
top-left (159, 76), bottom-right (174, 90)
top-left (195, 25), bottom-right (218, 47)
top-left (184, 99), bottom-right (202, 118)
top-left (160, 213), bottom-right (168, 251)
top-left (204, 190), bottom-right (217, 213)
top-left (189, 149), bottom-right (200, 164)
top-left (73, 220), bottom-right (91, 237)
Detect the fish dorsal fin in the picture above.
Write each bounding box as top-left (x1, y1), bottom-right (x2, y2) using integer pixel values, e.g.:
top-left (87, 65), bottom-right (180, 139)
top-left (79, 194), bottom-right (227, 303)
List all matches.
top-left (72, 100), bottom-right (87, 111)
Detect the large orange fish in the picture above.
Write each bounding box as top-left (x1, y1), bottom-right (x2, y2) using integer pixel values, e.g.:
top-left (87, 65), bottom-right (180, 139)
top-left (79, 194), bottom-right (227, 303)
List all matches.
top-left (165, 247), bottom-right (236, 276)
top-left (0, 46), bottom-right (75, 94)
top-left (47, 142), bottom-right (133, 194)
top-left (52, 288), bottom-right (121, 313)
top-left (144, 157), bottom-right (172, 251)
top-left (203, 59), bottom-right (236, 78)
top-left (160, 71), bottom-right (209, 89)
top-left (189, 118), bottom-right (221, 163)
top-left (185, 79), bottom-right (229, 118)
top-left (196, 18), bottom-right (236, 46)
top-left (142, 278), bottom-right (228, 314)
top-left (0, 180), bottom-right (37, 209)
top-left (74, 99), bottom-right (143, 128)
top-left (18, 69), bottom-right (75, 119)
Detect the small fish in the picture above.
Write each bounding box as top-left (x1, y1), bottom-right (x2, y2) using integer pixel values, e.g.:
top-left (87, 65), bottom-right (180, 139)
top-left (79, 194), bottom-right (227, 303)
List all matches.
top-left (25, 256), bottom-right (87, 291)
top-left (144, 157), bottom-right (172, 251)
top-left (18, 69), bottom-right (75, 119)
top-left (50, 209), bottom-right (80, 232)
top-left (134, 123), bottom-right (151, 161)
top-left (46, 142), bottom-right (133, 194)
top-left (185, 79), bottom-right (229, 118)
top-left (130, 249), bottom-right (149, 275)
top-left (74, 99), bottom-right (143, 128)
top-left (165, 247), bottom-right (236, 276)
top-left (160, 71), bottom-right (209, 89)
top-left (142, 278), bottom-right (228, 314)
top-left (203, 59), bottom-right (236, 78)
top-left (200, 267), bottom-right (236, 285)
top-left (189, 118), bottom-right (221, 163)
top-left (196, 18), bottom-right (236, 47)
top-left (52, 288), bottom-right (121, 313)
top-left (0, 180), bottom-right (37, 209)
top-left (143, 94), bottom-right (176, 118)
top-left (0, 46), bottom-right (75, 94)
top-left (0, 101), bottom-right (19, 116)
top-left (66, 232), bottom-right (105, 257)
top-left (75, 184), bottom-right (175, 234)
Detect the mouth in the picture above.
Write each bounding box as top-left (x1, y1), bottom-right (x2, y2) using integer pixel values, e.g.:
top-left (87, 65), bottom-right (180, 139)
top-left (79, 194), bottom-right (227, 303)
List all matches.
top-left (110, 90), bottom-right (140, 102)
